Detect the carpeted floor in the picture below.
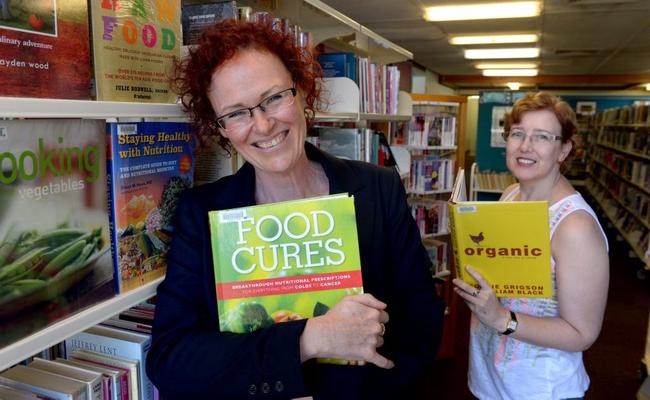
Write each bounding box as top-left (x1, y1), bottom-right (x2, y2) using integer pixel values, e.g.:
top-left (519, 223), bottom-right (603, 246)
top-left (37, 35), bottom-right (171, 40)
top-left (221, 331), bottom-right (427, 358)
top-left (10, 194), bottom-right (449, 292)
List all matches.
top-left (418, 229), bottom-right (650, 399)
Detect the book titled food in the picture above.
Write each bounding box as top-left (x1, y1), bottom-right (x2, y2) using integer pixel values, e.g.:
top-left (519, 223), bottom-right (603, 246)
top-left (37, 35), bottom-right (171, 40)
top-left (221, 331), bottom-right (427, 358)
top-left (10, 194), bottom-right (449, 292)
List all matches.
top-left (0, 0), bottom-right (91, 99)
top-left (208, 194), bottom-right (362, 361)
top-left (90, 0), bottom-right (180, 102)
top-left (448, 169), bottom-right (553, 298)
top-left (106, 121), bottom-right (194, 293)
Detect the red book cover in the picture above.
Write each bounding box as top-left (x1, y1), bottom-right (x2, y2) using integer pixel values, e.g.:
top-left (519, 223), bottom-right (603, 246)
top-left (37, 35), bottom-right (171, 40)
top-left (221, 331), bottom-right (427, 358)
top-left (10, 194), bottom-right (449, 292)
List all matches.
top-left (0, 0), bottom-right (91, 99)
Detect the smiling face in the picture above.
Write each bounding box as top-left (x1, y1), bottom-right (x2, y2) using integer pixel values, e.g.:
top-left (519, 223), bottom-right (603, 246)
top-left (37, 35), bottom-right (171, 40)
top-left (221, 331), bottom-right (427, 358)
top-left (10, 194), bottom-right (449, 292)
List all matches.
top-left (207, 48), bottom-right (307, 174)
top-left (506, 108), bottom-right (572, 185)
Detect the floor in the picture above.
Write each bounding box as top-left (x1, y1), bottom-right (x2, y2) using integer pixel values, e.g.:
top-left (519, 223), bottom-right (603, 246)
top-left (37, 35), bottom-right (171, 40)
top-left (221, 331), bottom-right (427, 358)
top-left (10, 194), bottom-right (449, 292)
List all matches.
top-left (419, 224), bottom-right (650, 399)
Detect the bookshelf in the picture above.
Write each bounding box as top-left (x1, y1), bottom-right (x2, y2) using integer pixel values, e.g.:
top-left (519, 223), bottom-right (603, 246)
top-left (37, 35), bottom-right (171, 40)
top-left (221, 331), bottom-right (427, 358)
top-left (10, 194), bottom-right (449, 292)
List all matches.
top-left (391, 93), bottom-right (467, 359)
top-left (0, 0), bottom-right (417, 376)
top-left (0, 278), bottom-right (162, 371)
top-left (584, 107), bottom-right (650, 273)
top-left (469, 162), bottom-right (516, 201)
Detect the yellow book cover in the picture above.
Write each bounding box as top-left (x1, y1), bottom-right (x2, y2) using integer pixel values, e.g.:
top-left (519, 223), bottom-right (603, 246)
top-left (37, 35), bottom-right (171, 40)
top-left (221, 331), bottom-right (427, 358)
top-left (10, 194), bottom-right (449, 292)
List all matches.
top-left (89, 0), bottom-right (180, 103)
top-left (448, 169), bottom-right (553, 298)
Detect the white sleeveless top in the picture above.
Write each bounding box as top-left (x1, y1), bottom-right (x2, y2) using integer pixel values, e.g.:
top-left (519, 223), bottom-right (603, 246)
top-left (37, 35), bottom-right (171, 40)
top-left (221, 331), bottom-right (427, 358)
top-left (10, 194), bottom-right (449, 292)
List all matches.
top-left (468, 186), bottom-right (608, 400)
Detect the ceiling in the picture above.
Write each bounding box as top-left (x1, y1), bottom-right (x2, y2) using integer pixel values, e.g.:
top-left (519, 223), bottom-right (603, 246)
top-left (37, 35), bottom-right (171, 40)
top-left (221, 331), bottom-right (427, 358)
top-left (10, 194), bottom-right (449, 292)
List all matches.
top-left (318, 0), bottom-right (650, 92)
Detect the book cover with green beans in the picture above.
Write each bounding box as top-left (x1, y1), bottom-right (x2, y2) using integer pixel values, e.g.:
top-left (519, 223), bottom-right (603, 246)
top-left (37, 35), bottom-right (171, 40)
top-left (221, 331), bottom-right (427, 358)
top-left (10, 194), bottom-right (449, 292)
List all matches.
top-left (0, 119), bottom-right (115, 348)
top-left (208, 194), bottom-right (363, 364)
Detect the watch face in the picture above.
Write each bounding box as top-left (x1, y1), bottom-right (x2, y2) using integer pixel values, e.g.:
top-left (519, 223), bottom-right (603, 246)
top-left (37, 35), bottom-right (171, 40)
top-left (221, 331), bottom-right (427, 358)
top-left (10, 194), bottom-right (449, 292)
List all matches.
top-left (507, 319), bottom-right (518, 331)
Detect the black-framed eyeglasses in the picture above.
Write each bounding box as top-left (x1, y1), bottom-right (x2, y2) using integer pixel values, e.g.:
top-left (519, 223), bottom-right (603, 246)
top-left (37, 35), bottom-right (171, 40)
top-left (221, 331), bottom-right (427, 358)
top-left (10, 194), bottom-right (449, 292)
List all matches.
top-left (504, 128), bottom-right (563, 145)
top-left (215, 87), bottom-right (297, 131)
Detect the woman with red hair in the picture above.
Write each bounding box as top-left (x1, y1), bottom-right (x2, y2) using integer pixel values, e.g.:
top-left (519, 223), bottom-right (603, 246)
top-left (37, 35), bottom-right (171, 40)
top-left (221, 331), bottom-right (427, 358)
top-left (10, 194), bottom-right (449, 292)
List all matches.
top-left (146, 19), bottom-right (444, 399)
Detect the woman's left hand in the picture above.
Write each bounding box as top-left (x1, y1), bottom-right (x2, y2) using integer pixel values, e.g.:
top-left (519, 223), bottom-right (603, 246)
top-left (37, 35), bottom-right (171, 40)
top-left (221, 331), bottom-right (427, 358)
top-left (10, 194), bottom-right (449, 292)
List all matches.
top-left (452, 265), bottom-right (510, 332)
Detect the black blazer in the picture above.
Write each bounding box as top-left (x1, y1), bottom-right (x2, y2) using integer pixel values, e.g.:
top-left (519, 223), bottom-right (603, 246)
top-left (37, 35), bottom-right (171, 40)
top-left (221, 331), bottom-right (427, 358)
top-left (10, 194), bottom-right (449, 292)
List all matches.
top-left (146, 143), bottom-right (445, 399)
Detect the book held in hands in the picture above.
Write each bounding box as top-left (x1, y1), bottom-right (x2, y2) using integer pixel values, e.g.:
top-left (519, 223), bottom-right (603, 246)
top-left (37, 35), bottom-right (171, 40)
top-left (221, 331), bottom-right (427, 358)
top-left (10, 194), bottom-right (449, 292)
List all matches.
top-left (447, 169), bottom-right (553, 298)
top-left (208, 194), bottom-right (363, 363)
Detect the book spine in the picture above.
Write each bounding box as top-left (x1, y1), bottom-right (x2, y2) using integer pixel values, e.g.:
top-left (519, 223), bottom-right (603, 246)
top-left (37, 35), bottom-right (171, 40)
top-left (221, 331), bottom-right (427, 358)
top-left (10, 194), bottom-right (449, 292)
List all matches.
top-left (106, 123), bottom-right (122, 294)
top-left (447, 204), bottom-right (463, 281)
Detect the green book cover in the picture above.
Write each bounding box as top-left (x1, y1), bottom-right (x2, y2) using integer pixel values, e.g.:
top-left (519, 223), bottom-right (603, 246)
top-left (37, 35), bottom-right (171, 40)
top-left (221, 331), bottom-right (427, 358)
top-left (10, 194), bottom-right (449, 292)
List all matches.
top-left (208, 193), bottom-right (363, 362)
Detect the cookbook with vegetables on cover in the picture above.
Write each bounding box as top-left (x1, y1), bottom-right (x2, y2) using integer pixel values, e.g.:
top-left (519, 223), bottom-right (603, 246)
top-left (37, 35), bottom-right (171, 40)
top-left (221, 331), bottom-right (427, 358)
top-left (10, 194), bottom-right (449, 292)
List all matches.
top-left (448, 169), bottom-right (553, 298)
top-left (107, 121), bottom-right (194, 293)
top-left (208, 194), bottom-right (363, 364)
top-left (0, 119), bottom-right (114, 348)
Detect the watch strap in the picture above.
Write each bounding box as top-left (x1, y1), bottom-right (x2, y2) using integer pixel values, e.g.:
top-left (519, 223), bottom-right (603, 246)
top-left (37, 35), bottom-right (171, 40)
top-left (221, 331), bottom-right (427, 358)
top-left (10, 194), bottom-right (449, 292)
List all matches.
top-left (500, 311), bottom-right (517, 335)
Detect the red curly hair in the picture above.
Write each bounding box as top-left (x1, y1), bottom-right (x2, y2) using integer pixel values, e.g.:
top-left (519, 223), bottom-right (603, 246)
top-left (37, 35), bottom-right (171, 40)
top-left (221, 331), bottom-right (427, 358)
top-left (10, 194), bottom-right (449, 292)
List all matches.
top-left (173, 19), bottom-right (323, 151)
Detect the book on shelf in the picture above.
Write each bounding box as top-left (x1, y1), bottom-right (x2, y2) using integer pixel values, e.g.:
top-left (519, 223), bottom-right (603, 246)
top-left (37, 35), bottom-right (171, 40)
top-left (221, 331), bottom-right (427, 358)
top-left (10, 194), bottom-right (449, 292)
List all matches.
top-left (0, 383), bottom-right (47, 400)
top-left (423, 238), bottom-right (449, 278)
top-left (208, 193), bottom-right (362, 364)
top-left (181, 1), bottom-right (237, 45)
top-left (57, 358), bottom-right (125, 400)
top-left (101, 315), bottom-right (152, 335)
top-left (68, 350), bottom-right (137, 400)
top-left (0, 0), bottom-right (91, 99)
top-left (0, 119), bottom-right (115, 350)
top-left (27, 357), bottom-right (104, 400)
top-left (89, 0), bottom-right (181, 102)
top-left (447, 169), bottom-right (553, 298)
top-left (0, 364), bottom-right (87, 400)
top-left (106, 121), bottom-right (194, 293)
top-left (317, 52), bottom-right (357, 82)
top-left (65, 325), bottom-right (153, 400)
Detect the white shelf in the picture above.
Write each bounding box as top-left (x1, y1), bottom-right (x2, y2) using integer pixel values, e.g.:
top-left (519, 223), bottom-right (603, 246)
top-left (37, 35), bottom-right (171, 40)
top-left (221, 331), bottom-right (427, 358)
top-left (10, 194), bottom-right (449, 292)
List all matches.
top-left (0, 97), bottom-right (185, 119)
top-left (237, 0), bottom-right (412, 64)
top-left (0, 278), bottom-right (162, 371)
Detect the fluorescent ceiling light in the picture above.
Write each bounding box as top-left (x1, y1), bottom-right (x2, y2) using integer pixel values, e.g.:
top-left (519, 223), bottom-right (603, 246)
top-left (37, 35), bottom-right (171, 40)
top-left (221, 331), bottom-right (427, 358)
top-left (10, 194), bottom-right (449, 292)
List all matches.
top-left (424, 1), bottom-right (541, 22)
top-left (483, 69), bottom-right (538, 76)
top-left (506, 82), bottom-right (522, 90)
top-left (475, 62), bottom-right (538, 69)
top-left (465, 48), bottom-right (540, 59)
top-left (449, 34), bottom-right (538, 45)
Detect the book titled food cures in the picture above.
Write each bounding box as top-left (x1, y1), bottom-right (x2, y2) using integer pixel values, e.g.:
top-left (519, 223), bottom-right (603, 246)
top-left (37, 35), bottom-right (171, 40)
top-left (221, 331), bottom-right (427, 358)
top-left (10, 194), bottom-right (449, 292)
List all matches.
top-left (448, 169), bottom-right (553, 298)
top-left (208, 194), bottom-right (363, 362)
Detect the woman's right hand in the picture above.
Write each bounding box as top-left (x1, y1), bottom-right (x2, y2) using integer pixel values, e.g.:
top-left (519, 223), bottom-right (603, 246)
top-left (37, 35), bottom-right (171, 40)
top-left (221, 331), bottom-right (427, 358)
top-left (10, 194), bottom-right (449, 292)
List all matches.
top-left (299, 293), bottom-right (394, 369)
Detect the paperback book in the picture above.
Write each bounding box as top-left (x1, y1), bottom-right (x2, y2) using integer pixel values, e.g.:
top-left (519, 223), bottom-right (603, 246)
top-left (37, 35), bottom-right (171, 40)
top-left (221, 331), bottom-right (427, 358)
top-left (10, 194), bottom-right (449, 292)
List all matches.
top-left (90, 0), bottom-right (181, 102)
top-left (0, 0), bottom-right (91, 99)
top-left (208, 193), bottom-right (363, 363)
top-left (0, 119), bottom-right (114, 349)
top-left (448, 169), bottom-right (553, 298)
top-left (106, 121), bottom-right (194, 293)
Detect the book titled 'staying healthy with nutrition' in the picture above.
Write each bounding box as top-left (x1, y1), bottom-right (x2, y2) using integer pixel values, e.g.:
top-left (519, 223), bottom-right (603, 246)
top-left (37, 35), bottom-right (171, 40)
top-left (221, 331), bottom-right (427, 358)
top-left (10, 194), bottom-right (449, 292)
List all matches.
top-left (208, 194), bottom-right (363, 363)
top-left (447, 169), bottom-right (553, 298)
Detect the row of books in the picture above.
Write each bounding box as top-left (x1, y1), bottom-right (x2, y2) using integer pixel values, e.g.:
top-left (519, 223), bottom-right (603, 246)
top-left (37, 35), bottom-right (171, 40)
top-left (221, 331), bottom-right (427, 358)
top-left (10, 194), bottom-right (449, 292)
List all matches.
top-left (596, 128), bottom-right (650, 158)
top-left (409, 200), bottom-right (449, 238)
top-left (423, 239), bottom-right (449, 278)
top-left (407, 156), bottom-right (455, 194)
top-left (590, 164), bottom-right (650, 227)
top-left (587, 180), bottom-right (650, 261)
top-left (0, 302), bottom-right (156, 400)
top-left (406, 112), bottom-right (457, 148)
top-left (0, 0), bottom-right (313, 103)
top-left (306, 127), bottom-right (396, 166)
top-left (473, 170), bottom-right (516, 191)
top-left (0, 119), bottom-right (207, 350)
top-left (595, 103), bottom-right (650, 126)
top-left (592, 146), bottom-right (650, 190)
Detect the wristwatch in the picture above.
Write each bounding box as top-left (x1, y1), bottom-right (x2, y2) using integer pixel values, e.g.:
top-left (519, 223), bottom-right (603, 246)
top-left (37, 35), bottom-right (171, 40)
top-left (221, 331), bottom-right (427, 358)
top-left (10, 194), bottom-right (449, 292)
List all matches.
top-left (500, 311), bottom-right (518, 335)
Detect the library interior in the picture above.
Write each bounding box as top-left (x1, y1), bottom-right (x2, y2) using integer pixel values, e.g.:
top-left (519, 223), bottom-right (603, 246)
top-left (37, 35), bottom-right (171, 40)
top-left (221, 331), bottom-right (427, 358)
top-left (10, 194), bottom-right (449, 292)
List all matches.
top-left (0, 0), bottom-right (649, 399)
